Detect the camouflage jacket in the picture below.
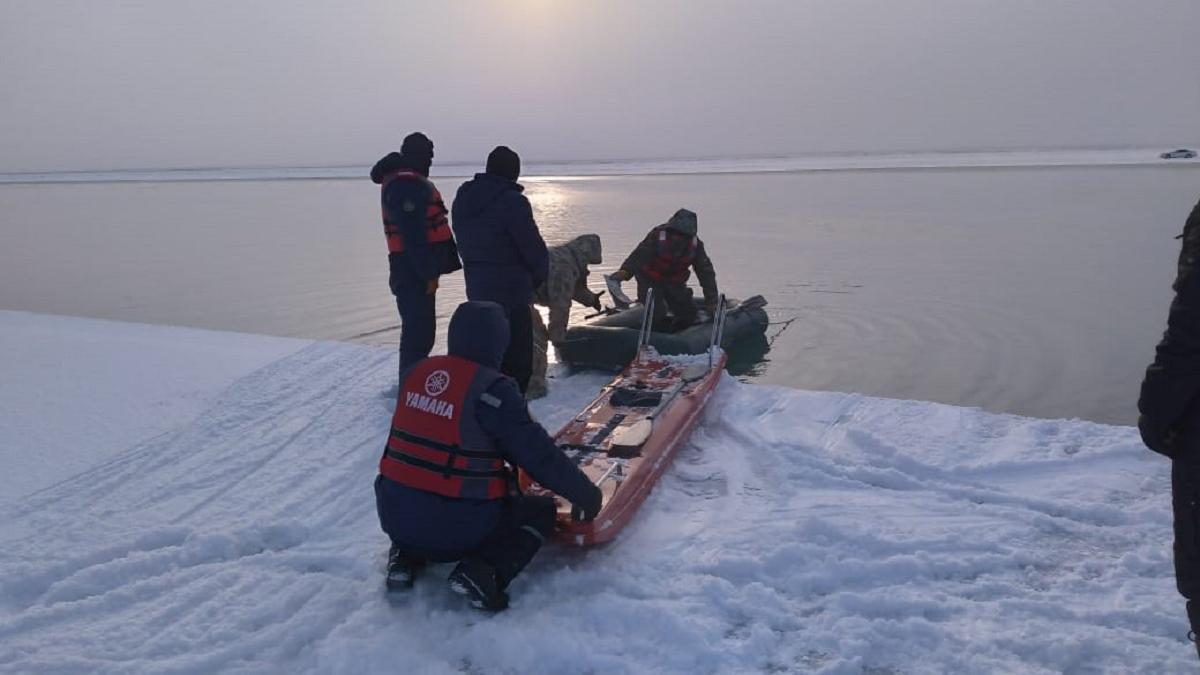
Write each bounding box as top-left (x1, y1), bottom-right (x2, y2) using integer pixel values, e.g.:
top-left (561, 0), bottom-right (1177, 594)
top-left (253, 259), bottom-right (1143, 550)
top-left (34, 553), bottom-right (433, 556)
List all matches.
top-left (533, 234), bottom-right (602, 343)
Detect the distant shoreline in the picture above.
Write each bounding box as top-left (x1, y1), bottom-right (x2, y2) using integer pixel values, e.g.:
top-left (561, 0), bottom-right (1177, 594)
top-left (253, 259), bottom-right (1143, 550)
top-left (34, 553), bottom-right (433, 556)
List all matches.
top-left (2, 148), bottom-right (1196, 185)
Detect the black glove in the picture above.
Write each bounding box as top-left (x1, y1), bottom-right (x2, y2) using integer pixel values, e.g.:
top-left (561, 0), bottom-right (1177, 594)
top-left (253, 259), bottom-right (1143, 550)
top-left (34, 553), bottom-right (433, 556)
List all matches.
top-left (1139, 414), bottom-right (1177, 459)
top-left (571, 484), bottom-right (603, 522)
top-left (589, 291), bottom-right (605, 311)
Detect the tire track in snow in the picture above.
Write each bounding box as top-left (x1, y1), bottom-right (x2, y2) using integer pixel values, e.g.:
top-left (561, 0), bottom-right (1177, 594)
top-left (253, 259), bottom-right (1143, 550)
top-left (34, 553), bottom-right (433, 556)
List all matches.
top-left (0, 341), bottom-right (400, 673)
top-left (716, 389), bottom-right (1142, 532)
top-left (10, 342), bottom-right (384, 524)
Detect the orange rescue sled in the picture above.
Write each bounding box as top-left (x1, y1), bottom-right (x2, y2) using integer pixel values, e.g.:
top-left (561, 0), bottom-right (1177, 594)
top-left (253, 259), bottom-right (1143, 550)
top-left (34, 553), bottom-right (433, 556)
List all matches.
top-left (522, 291), bottom-right (730, 546)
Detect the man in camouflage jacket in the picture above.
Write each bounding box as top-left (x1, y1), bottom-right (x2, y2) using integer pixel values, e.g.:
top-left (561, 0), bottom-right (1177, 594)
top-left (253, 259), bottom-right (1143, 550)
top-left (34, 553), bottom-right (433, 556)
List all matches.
top-left (528, 234), bottom-right (603, 399)
top-left (1139, 197), bottom-right (1200, 655)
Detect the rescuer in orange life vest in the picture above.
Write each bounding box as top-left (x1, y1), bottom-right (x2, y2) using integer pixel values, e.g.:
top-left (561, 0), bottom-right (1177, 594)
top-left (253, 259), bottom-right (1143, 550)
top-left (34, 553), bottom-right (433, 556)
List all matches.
top-left (374, 300), bottom-right (603, 611)
top-left (609, 208), bottom-right (719, 330)
top-left (370, 132), bottom-right (462, 373)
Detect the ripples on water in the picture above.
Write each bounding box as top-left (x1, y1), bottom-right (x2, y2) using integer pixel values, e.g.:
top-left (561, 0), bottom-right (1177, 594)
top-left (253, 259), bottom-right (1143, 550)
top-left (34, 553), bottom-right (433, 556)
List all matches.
top-left (1, 166), bottom-right (1196, 424)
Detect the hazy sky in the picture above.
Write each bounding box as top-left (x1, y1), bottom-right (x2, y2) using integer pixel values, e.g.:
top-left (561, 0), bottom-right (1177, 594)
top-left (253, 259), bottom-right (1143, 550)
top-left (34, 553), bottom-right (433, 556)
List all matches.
top-left (2, 0), bottom-right (1198, 172)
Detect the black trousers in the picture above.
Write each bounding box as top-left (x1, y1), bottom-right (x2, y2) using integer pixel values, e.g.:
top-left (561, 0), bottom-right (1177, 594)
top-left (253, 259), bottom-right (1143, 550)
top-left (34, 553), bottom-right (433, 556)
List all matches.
top-left (475, 495), bottom-right (557, 589)
top-left (635, 277), bottom-right (698, 331)
top-left (395, 288), bottom-right (436, 373)
top-left (501, 304), bottom-right (534, 394)
top-left (382, 490), bottom-right (557, 591)
top-left (1172, 422), bottom-right (1200, 631)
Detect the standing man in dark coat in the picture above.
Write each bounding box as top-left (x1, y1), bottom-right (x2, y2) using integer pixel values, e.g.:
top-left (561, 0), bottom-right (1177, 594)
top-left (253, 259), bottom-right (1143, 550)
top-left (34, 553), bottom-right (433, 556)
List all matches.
top-left (375, 301), bottom-right (602, 611)
top-left (451, 146), bottom-right (548, 394)
top-left (370, 132), bottom-right (462, 373)
top-left (1139, 197), bottom-right (1200, 657)
top-left (609, 208), bottom-right (719, 330)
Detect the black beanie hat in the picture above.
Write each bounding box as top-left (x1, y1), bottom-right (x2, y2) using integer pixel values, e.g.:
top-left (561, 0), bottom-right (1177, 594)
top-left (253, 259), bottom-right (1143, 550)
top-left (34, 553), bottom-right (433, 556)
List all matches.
top-left (399, 132), bottom-right (434, 177)
top-left (486, 146), bottom-right (521, 181)
top-left (401, 132), bottom-right (434, 160)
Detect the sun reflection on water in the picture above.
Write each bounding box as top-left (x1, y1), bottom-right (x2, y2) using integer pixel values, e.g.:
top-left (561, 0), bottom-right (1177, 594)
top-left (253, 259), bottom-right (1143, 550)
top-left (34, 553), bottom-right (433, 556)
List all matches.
top-left (524, 180), bottom-right (576, 244)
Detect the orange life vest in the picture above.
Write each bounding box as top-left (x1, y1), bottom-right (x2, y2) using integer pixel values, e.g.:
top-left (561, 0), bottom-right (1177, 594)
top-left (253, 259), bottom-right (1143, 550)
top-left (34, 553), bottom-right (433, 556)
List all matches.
top-left (641, 227), bottom-right (697, 284)
top-left (379, 355), bottom-right (508, 500)
top-left (381, 171), bottom-right (453, 254)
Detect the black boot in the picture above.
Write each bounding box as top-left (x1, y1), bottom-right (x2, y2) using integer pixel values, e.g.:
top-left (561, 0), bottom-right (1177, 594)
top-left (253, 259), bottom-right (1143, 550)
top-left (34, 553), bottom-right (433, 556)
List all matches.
top-left (447, 557), bottom-right (509, 611)
top-left (1187, 601), bottom-right (1200, 659)
top-left (386, 545), bottom-right (424, 591)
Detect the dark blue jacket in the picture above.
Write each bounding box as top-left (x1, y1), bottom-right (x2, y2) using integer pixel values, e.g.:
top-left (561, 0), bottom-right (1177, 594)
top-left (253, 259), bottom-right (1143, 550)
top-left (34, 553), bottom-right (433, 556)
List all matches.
top-left (370, 153), bottom-right (461, 293)
top-left (1139, 197), bottom-right (1200, 457)
top-left (376, 301), bottom-right (596, 557)
top-left (451, 173), bottom-right (549, 308)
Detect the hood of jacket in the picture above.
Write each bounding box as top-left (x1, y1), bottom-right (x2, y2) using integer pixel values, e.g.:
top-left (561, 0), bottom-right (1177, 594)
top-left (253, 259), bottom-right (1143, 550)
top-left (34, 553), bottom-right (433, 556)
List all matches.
top-left (564, 233), bottom-right (602, 269)
top-left (663, 208), bottom-right (698, 236)
top-left (447, 301), bottom-right (510, 369)
top-left (370, 152), bottom-right (425, 184)
top-left (453, 173), bottom-right (524, 218)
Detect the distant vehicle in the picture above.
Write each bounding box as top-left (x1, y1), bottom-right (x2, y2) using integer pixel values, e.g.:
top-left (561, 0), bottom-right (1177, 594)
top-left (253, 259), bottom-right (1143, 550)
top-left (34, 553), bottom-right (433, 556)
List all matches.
top-left (1161, 148), bottom-right (1197, 160)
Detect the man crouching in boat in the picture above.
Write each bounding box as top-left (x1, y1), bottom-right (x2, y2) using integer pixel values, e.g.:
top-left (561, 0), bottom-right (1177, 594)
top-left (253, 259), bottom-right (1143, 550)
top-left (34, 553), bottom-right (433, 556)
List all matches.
top-left (609, 208), bottom-right (719, 331)
top-left (374, 301), bottom-right (603, 611)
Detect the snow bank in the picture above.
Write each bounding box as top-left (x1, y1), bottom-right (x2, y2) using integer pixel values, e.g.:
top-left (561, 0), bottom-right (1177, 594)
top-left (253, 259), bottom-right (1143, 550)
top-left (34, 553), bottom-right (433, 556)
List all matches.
top-left (0, 311), bottom-right (307, 501)
top-left (0, 314), bottom-right (1190, 673)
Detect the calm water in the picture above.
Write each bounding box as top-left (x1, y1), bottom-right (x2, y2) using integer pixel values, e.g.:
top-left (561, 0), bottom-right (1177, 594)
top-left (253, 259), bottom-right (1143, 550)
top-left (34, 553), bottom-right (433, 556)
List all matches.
top-left (2, 166), bottom-right (1197, 424)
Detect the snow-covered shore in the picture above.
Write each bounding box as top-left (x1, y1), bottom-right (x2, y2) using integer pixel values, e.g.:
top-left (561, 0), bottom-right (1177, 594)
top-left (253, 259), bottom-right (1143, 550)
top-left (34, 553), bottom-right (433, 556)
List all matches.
top-left (0, 312), bottom-right (308, 502)
top-left (0, 310), bottom-right (1190, 673)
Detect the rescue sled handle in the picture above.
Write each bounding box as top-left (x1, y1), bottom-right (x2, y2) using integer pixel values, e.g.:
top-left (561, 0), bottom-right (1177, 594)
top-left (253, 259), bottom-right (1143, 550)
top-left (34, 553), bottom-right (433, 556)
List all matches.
top-left (633, 288), bottom-right (729, 369)
top-left (708, 293), bottom-right (728, 370)
top-left (636, 287), bottom-right (656, 352)
top-left (648, 381), bottom-right (686, 419)
top-left (717, 294), bottom-right (728, 346)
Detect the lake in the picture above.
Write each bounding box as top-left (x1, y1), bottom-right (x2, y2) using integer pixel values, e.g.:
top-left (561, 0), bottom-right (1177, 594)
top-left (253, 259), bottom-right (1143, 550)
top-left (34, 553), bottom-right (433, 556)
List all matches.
top-left (2, 164), bottom-right (1196, 424)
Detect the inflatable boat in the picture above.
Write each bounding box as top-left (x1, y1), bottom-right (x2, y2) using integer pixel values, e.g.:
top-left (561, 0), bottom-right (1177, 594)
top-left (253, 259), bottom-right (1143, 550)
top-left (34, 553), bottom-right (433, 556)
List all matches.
top-left (523, 293), bottom-right (730, 546)
top-left (556, 294), bottom-right (769, 371)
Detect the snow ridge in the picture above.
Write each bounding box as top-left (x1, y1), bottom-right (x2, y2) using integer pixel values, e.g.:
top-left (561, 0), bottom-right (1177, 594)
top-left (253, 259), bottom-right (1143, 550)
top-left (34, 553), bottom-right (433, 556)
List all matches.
top-left (0, 339), bottom-right (1190, 673)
